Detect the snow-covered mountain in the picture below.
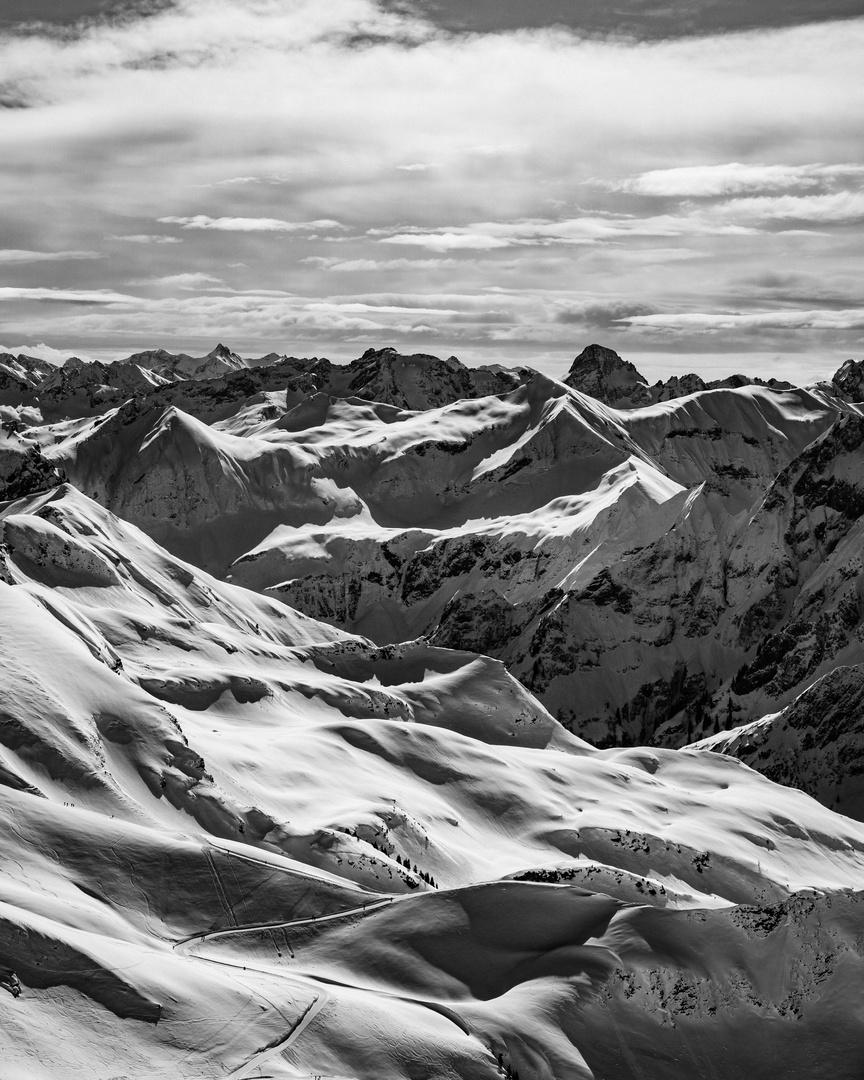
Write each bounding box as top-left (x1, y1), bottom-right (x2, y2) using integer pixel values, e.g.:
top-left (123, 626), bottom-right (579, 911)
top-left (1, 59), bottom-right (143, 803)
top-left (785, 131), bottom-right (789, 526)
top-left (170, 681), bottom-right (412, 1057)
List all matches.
top-left (3, 342), bottom-right (864, 1077)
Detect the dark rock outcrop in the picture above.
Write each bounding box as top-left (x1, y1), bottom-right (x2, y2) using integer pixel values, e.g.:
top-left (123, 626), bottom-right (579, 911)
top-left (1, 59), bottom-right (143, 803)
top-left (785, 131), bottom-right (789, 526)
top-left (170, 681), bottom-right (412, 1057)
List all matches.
top-left (564, 343), bottom-right (653, 407)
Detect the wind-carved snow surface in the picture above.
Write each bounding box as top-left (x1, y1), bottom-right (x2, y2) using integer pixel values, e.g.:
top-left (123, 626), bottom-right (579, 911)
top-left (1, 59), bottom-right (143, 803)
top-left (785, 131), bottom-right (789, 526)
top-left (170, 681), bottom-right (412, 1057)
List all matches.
top-left (2, 344), bottom-right (864, 1077)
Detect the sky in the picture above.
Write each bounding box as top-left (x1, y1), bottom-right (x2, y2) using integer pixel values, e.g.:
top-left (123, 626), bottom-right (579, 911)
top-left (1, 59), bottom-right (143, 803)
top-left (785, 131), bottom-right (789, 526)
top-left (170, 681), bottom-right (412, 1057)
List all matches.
top-left (1, 0), bottom-right (863, 383)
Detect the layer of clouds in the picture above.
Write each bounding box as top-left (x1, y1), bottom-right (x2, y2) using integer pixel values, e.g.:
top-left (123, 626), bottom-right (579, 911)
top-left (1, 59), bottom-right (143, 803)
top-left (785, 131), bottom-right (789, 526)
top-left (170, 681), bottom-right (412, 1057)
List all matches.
top-left (158, 216), bottom-right (344, 232)
top-left (303, 256), bottom-right (461, 272)
top-left (621, 309), bottom-right (864, 331)
top-left (0, 1), bottom-right (862, 379)
top-left (378, 214), bottom-right (759, 251)
top-left (555, 301), bottom-right (658, 327)
top-left (0, 341), bottom-right (95, 364)
top-left (127, 271), bottom-right (226, 289)
top-left (0, 249), bottom-right (103, 263)
top-left (604, 163), bottom-right (864, 198)
top-left (710, 191), bottom-right (864, 225)
top-left (0, 287), bottom-right (135, 303)
top-left (107, 233), bottom-right (182, 244)
top-left (405, 0), bottom-right (864, 38)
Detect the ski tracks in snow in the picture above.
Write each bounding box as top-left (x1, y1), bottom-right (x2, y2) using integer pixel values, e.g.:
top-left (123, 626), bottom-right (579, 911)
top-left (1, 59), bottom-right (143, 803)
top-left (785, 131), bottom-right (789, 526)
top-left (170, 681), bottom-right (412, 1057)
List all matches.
top-left (173, 841), bottom-right (395, 1078)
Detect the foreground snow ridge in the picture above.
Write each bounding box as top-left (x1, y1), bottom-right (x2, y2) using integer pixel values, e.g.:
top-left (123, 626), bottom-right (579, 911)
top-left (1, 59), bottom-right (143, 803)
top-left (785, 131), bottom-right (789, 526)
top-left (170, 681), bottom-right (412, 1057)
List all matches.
top-left (2, 342), bottom-right (864, 1078)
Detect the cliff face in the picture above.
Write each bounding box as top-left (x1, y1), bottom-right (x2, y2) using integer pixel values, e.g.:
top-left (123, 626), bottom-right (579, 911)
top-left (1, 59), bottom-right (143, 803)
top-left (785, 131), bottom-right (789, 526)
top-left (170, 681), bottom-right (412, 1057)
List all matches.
top-left (564, 343), bottom-right (654, 407)
top-left (696, 665), bottom-right (864, 818)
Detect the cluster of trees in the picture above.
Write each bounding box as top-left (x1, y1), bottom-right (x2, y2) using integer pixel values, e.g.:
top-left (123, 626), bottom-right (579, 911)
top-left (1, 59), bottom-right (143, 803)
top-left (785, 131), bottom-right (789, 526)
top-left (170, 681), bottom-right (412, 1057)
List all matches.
top-left (497, 1052), bottom-right (520, 1080)
top-left (333, 826), bottom-right (439, 888)
top-left (394, 853), bottom-right (437, 888)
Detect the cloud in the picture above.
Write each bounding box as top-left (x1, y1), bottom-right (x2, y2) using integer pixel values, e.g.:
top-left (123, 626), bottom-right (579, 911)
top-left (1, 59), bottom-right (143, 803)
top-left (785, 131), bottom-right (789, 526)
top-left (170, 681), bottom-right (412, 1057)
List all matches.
top-left (407, 0), bottom-right (864, 39)
top-left (0, 287), bottom-right (134, 303)
top-left (107, 233), bottom-right (182, 244)
top-left (555, 300), bottom-right (658, 327)
top-left (302, 256), bottom-right (460, 271)
top-left (382, 232), bottom-right (513, 251)
top-left (306, 302), bottom-right (462, 315)
top-left (603, 163), bottom-right (864, 198)
top-left (379, 213), bottom-right (758, 250)
top-left (0, 249), bottom-right (103, 263)
top-left (710, 191), bottom-right (864, 225)
top-left (620, 309), bottom-right (864, 331)
top-left (0, 0), bottom-right (433, 107)
top-left (212, 174), bottom-right (290, 186)
top-left (127, 272), bottom-right (225, 289)
top-left (157, 215), bottom-right (345, 232)
top-left (0, 342), bottom-right (97, 365)
top-left (1, 3), bottom-right (863, 374)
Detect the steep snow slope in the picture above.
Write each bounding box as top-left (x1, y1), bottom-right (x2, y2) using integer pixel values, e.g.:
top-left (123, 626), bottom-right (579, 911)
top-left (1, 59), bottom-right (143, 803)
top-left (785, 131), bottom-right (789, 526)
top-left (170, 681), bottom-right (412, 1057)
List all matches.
top-left (4, 484), bottom-right (864, 1075)
top-left (621, 382), bottom-right (844, 511)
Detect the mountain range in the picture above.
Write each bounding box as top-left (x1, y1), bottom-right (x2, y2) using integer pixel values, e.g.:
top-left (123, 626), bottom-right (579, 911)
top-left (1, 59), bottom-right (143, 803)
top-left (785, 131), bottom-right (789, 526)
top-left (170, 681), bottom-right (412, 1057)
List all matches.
top-left (2, 340), bottom-right (864, 1077)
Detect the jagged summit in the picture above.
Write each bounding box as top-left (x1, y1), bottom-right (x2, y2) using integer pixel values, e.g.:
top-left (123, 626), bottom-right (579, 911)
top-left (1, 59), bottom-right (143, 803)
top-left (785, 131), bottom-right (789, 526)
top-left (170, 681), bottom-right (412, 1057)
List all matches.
top-left (565, 343), bottom-right (653, 407)
top-left (831, 358), bottom-right (864, 401)
top-left (120, 342), bottom-right (247, 381)
top-left (0, 351), bottom-right (56, 406)
top-left (564, 342), bottom-right (805, 409)
top-left (6, 341), bottom-right (854, 430)
top-left (343, 346), bottom-right (526, 410)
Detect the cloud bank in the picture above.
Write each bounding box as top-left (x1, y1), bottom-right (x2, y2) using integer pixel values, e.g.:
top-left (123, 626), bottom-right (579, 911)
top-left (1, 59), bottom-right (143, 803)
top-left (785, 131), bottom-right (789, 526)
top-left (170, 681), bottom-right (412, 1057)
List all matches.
top-left (0, 0), bottom-right (862, 380)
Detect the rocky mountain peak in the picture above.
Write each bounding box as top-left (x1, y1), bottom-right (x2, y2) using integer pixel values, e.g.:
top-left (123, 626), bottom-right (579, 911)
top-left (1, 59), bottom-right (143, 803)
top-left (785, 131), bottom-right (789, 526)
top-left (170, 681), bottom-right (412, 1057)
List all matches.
top-left (564, 343), bottom-right (653, 407)
top-left (207, 342), bottom-right (242, 364)
top-left (360, 346), bottom-right (398, 361)
top-left (345, 347), bottom-right (523, 410)
top-left (650, 372), bottom-right (708, 401)
top-left (0, 352), bottom-right (55, 402)
top-left (831, 358), bottom-right (864, 401)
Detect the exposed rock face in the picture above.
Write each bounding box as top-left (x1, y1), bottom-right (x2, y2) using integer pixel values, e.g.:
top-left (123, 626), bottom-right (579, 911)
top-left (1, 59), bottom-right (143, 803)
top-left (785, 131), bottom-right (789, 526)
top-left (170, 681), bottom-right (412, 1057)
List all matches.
top-left (1, 419), bottom-right (64, 501)
top-left (36, 356), bottom-right (171, 418)
top-left (0, 445), bottom-right (63, 501)
top-left (7, 345), bottom-right (531, 427)
top-left (720, 415), bottom-right (864, 705)
top-left (0, 352), bottom-right (54, 405)
top-left (121, 342), bottom-right (248, 381)
top-left (830, 358), bottom-right (864, 401)
top-left (565, 343), bottom-right (653, 407)
top-left (564, 345), bottom-right (797, 410)
top-left (651, 372), bottom-right (708, 400)
top-left (696, 665), bottom-right (864, 818)
top-left (344, 347), bottom-right (525, 410)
